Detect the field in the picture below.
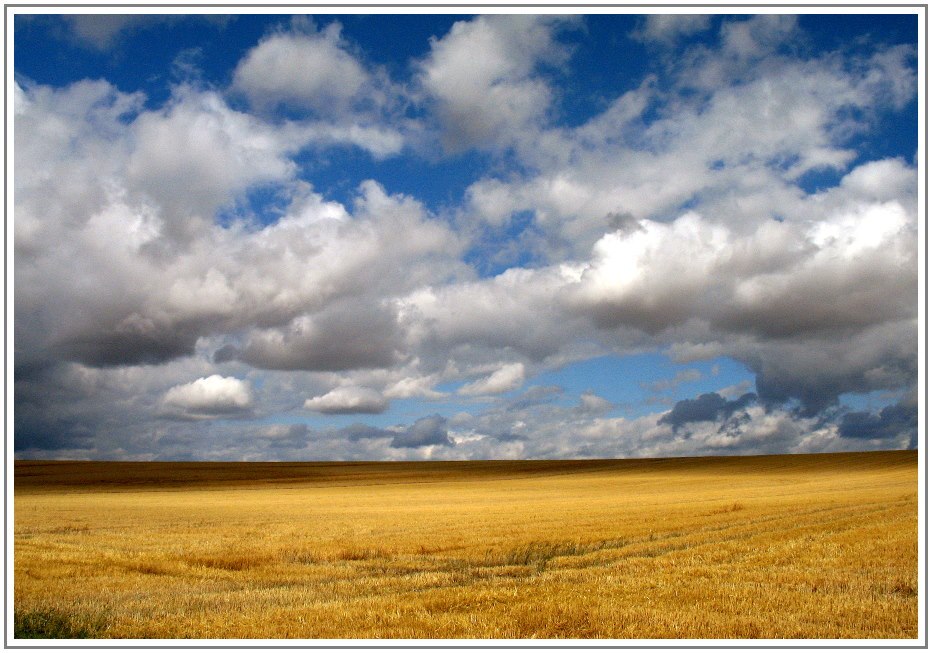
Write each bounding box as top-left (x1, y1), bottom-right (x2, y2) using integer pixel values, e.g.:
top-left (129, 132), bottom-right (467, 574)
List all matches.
top-left (13, 450), bottom-right (919, 640)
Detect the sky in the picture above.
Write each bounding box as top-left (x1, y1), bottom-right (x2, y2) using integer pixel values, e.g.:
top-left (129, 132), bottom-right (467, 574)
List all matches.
top-left (11, 10), bottom-right (921, 461)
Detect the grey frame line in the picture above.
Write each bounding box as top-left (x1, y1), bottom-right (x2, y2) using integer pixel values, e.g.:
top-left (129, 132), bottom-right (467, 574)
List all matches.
top-left (3, 4), bottom-right (928, 650)
top-left (924, 4), bottom-right (929, 650)
top-left (4, 2), bottom-right (8, 650)
top-left (2, 3), bottom-right (930, 6)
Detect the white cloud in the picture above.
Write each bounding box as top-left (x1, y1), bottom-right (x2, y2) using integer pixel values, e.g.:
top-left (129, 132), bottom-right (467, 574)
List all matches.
top-left (577, 391), bottom-right (613, 414)
top-left (232, 22), bottom-right (369, 115)
top-left (14, 81), bottom-right (464, 371)
top-left (419, 15), bottom-right (575, 151)
top-left (635, 15), bottom-right (711, 44)
top-left (289, 122), bottom-right (404, 159)
top-left (162, 375), bottom-right (253, 419)
top-left (383, 375), bottom-right (447, 400)
top-left (304, 386), bottom-right (389, 414)
top-left (127, 88), bottom-right (298, 241)
top-left (459, 362), bottom-right (526, 396)
top-left (461, 23), bottom-right (916, 260)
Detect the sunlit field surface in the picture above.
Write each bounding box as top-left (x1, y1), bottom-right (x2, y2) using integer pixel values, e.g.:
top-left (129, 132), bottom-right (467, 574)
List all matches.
top-left (14, 451), bottom-right (917, 640)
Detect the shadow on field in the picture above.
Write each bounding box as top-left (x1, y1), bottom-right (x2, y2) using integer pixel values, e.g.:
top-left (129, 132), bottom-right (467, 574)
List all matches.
top-left (14, 609), bottom-right (108, 639)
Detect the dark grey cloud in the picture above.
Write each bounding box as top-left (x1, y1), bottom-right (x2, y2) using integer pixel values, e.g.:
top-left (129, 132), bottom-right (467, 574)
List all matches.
top-left (14, 416), bottom-right (95, 453)
top-left (239, 303), bottom-right (403, 372)
top-left (742, 323), bottom-right (918, 417)
top-left (14, 363), bottom-right (116, 452)
top-left (212, 344), bottom-right (239, 364)
top-left (57, 328), bottom-right (201, 368)
top-left (391, 415), bottom-right (452, 448)
top-left (340, 423), bottom-right (394, 442)
top-left (754, 372), bottom-right (844, 418)
top-left (839, 402), bottom-right (918, 441)
top-left (659, 392), bottom-right (757, 431)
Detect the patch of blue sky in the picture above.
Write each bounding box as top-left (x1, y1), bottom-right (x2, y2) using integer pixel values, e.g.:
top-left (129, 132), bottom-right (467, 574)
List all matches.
top-left (536, 16), bottom-right (648, 128)
top-left (795, 167), bottom-right (848, 195)
top-left (794, 105), bottom-right (917, 195)
top-left (464, 211), bottom-right (545, 277)
top-left (12, 15), bottom-right (473, 95)
top-left (217, 183), bottom-right (293, 228)
top-left (293, 145), bottom-right (491, 217)
top-left (387, 396), bottom-right (489, 423)
top-left (797, 13), bottom-right (917, 53)
top-left (838, 389), bottom-right (913, 413)
top-left (13, 15), bottom-right (238, 105)
top-left (338, 14), bottom-right (468, 72)
top-left (852, 102), bottom-right (919, 164)
top-left (518, 352), bottom-right (754, 419)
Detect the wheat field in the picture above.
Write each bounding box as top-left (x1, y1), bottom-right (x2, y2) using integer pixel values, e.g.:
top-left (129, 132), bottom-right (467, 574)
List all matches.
top-left (13, 450), bottom-right (918, 640)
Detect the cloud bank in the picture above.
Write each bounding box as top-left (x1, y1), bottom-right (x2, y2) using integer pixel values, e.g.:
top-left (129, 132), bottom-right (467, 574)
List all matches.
top-left (13, 13), bottom-right (919, 461)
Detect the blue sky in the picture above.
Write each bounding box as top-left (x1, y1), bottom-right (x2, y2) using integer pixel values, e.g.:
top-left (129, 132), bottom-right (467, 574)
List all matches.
top-left (13, 11), bottom-right (920, 461)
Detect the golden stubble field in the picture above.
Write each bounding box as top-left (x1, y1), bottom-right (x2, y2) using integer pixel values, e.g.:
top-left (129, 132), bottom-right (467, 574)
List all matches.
top-left (13, 450), bottom-right (918, 640)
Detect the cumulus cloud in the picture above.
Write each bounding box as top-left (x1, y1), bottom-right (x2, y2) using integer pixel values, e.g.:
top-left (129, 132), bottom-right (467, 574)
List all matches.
top-left (397, 265), bottom-right (590, 366)
top-left (232, 22), bottom-right (370, 115)
top-left (572, 199), bottom-right (915, 337)
top-left (463, 24), bottom-right (916, 257)
top-left (418, 15), bottom-right (576, 151)
top-left (162, 375), bottom-right (253, 419)
top-left (15, 82), bottom-right (461, 369)
top-left (13, 15), bottom-right (918, 461)
top-left (127, 87), bottom-right (300, 241)
top-left (304, 386), bottom-right (389, 415)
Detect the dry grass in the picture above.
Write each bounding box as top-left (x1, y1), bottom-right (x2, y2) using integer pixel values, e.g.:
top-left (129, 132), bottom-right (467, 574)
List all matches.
top-left (13, 451), bottom-right (918, 640)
